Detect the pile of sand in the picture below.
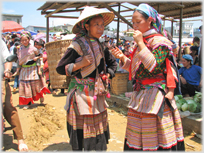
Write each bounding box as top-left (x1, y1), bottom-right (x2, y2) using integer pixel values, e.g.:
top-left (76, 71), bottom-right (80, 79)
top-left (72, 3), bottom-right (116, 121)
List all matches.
top-left (25, 104), bottom-right (64, 150)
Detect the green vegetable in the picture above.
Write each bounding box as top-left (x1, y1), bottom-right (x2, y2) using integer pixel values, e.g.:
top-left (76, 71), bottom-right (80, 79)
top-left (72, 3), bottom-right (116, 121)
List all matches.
top-left (174, 96), bottom-right (179, 102)
top-left (176, 102), bottom-right (181, 110)
top-left (194, 103), bottom-right (201, 113)
top-left (178, 99), bottom-right (187, 105)
top-left (188, 102), bottom-right (197, 113)
top-left (186, 99), bottom-right (195, 104)
top-left (176, 95), bottom-right (183, 100)
top-left (181, 103), bottom-right (188, 112)
top-left (194, 92), bottom-right (202, 102)
top-left (194, 92), bottom-right (202, 103)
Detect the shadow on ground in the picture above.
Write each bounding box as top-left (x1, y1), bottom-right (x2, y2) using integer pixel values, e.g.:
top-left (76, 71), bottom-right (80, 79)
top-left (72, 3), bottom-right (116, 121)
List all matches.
top-left (2, 133), bottom-right (18, 151)
top-left (42, 142), bottom-right (72, 151)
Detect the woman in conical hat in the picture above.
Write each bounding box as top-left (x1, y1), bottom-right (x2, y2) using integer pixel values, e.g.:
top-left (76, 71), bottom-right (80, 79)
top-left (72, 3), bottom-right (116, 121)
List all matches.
top-left (111, 3), bottom-right (185, 151)
top-left (56, 6), bottom-right (117, 151)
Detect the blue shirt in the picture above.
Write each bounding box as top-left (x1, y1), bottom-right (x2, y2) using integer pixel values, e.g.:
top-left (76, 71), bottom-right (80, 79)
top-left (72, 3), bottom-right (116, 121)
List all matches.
top-left (179, 65), bottom-right (202, 86)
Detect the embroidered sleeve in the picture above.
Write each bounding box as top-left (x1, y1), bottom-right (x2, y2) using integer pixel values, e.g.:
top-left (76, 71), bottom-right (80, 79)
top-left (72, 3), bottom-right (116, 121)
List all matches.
top-left (56, 48), bottom-right (80, 76)
top-left (138, 46), bottom-right (170, 72)
top-left (121, 58), bottom-right (131, 72)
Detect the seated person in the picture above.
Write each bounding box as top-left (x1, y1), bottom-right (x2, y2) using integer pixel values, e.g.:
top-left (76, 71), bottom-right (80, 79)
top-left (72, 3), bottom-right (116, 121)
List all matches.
top-left (179, 54), bottom-right (202, 97)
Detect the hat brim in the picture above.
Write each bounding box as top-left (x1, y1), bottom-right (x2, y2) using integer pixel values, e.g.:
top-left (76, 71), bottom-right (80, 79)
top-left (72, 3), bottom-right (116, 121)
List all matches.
top-left (72, 7), bottom-right (115, 34)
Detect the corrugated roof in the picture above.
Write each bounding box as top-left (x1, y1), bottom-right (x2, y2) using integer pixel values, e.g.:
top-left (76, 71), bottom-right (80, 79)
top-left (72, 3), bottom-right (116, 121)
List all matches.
top-left (37, 1), bottom-right (202, 19)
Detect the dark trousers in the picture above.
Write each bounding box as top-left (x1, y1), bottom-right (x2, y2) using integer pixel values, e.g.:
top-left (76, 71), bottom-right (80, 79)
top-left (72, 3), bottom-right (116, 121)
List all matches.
top-left (180, 81), bottom-right (200, 97)
top-left (2, 80), bottom-right (24, 140)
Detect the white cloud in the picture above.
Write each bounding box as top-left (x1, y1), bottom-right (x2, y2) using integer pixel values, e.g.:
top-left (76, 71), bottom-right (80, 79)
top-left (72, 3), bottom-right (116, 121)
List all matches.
top-left (49, 18), bottom-right (77, 27)
top-left (2, 8), bottom-right (15, 14)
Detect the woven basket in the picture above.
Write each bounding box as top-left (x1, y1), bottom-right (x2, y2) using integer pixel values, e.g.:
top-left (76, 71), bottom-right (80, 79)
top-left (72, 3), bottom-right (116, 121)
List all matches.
top-left (45, 39), bottom-right (72, 89)
top-left (111, 72), bottom-right (129, 95)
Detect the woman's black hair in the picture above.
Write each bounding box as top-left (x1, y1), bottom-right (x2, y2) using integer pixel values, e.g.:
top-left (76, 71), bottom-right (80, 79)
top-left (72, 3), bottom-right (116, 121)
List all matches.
top-left (133, 9), bottom-right (153, 26)
top-left (84, 15), bottom-right (103, 33)
top-left (134, 9), bottom-right (149, 19)
top-left (34, 39), bottom-right (45, 48)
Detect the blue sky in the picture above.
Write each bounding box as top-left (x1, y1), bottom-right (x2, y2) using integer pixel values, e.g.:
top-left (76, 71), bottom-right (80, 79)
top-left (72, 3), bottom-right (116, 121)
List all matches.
top-left (2, 1), bottom-right (203, 32)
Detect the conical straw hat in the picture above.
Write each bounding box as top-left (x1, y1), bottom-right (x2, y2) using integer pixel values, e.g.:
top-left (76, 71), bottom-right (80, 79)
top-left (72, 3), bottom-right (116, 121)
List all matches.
top-left (72, 6), bottom-right (115, 34)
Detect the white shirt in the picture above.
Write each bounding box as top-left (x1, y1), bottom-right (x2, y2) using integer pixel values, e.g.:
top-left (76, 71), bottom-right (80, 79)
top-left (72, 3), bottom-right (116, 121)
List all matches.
top-left (1, 39), bottom-right (11, 77)
top-left (1, 39), bottom-right (11, 63)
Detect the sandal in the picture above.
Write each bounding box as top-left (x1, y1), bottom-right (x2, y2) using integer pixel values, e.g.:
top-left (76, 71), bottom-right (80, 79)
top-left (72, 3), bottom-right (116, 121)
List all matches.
top-left (13, 88), bottom-right (16, 92)
top-left (18, 139), bottom-right (28, 151)
top-left (40, 97), bottom-right (44, 102)
top-left (58, 92), bottom-right (65, 96)
top-left (52, 90), bottom-right (57, 95)
top-left (40, 97), bottom-right (45, 104)
top-left (23, 105), bottom-right (30, 110)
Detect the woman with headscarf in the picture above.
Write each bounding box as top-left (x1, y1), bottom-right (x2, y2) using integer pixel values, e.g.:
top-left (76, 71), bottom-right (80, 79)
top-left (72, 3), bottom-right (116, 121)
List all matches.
top-left (111, 3), bottom-right (185, 151)
top-left (17, 32), bottom-right (50, 109)
top-left (56, 6), bottom-right (117, 151)
top-left (179, 54), bottom-right (202, 97)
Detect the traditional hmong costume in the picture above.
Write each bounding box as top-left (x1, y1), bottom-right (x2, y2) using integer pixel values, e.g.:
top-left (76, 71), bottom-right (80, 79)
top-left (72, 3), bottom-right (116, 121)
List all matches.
top-left (122, 3), bottom-right (185, 151)
top-left (18, 44), bottom-right (50, 105)
top-left (56, 6), bottom-right (116, 151)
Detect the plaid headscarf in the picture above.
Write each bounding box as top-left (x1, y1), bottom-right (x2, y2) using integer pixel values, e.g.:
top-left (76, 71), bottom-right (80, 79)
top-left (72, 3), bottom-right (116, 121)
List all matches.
top-left (73, 14), bottom-right (103, 40)
top-left (134, 3), bottom-right (167, 37)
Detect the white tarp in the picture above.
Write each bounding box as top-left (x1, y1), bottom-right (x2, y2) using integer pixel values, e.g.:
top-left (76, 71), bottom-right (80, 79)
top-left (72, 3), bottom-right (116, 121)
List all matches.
top-left (61, 34), bottom-right (76, 40)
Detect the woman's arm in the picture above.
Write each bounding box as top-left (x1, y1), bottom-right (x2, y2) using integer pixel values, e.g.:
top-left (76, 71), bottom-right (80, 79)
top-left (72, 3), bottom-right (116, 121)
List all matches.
top-left (56, 48), bottom-right (93, 76)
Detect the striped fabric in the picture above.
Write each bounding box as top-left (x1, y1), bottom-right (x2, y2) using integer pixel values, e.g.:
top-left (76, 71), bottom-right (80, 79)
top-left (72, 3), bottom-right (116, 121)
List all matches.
top-left (67, 100), bottom-right (108, 139)
top-left (137, 47), bottom-right (156, 72)
top-left (19, 76), bottom-right (50, 105)
top-left (68, 37), bottom-right (103, 78)
top-left (64, 77), bottom-right (109, 115)
top-left (128, 86), bottom-right (177, 115)
top-left (19, 65), bottom-right (39, 81)
top-left (122, 29), bottom-right (173, 80)
top-left (18, 45), bottom-right (39, 66)
top-left (125, 103), bottom-right (184, 151)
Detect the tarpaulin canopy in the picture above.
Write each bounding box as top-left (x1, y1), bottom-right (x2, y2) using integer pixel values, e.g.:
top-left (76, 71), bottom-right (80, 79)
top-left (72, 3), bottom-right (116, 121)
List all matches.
top-left (12, 30), bottom-right (38, 36)
top-left (2, 21), bottom-right (24, 32)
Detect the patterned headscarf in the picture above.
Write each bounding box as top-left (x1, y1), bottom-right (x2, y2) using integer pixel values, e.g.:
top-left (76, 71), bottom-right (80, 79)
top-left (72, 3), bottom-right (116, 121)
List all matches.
top-left (21, 31), bottom-right (32, 39)
top-left (134, 3), bottom-right (167, 37)
top-left (73, 14), bottom-right (102, 40)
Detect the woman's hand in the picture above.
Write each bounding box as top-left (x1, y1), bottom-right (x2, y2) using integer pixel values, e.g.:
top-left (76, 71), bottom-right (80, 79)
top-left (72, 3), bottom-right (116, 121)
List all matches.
top-left (33, 57), bottom-right (39, 61)
top-left (180, 75), bottom-right (187, 84)
top-left (80, 55), bottom-right (93, 67)
top-left (4, 70), bottom-right (12, 79)
top-left (110, 46), bottom-right (124, 59)
top-left (133, 30), bottom-right (143, 45)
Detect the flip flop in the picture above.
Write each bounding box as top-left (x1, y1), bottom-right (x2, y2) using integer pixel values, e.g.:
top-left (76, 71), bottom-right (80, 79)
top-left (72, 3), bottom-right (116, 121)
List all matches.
top-left (18, 140), bottom-right (28, 151)
top-left (52, 90), bottom-right (57, 96)
top-left (23, 105), bottom-right (29, 110)
top-left (40, 97), bottom-right (44, 103)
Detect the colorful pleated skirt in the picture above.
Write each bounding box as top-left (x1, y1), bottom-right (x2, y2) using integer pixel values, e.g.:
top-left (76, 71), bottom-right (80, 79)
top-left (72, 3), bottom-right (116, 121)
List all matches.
top-left (19, 76), bottom-right (51, 105)
top-left (124, 102), bottom-right (185, 151)
top-left (66, 100), bottom-right (110, 151)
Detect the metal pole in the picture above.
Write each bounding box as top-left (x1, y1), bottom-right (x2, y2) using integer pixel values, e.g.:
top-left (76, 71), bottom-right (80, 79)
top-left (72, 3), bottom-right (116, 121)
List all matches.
top-left (117, 3), bottom-right (120, 47)
top-left (46, 17), bottom-right (49, 43)
top-left (171, 20), bottom-right (174, 37)
top-left (178, 2), bottom-right (183, 61)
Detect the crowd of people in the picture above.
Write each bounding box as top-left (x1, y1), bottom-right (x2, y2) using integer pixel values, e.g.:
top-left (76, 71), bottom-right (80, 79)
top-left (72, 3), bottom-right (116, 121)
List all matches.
top-left (1, 3), bottom-right (202, 152)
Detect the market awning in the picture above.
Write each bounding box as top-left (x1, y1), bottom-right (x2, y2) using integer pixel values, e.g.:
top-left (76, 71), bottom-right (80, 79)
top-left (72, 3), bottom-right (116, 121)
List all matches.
top-left (2, 21), bottom-right (24, 32)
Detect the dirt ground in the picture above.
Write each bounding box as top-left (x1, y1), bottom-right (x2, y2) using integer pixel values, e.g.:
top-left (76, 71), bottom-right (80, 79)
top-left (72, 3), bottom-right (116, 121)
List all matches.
top-left (2, 80), bottom-right (202, 152)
